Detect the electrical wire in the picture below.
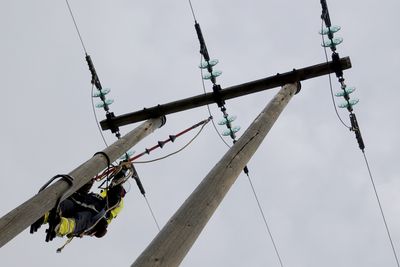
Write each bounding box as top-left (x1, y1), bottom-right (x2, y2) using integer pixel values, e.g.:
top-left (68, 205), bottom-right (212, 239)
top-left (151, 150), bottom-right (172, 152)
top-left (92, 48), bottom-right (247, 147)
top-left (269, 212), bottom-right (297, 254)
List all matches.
top-left (246, 172), bottom-right (284, 267)
top-left (191, 13), bottom-right (284, 265)
top-left (66, 0), bottom-right (109, 147)
top-left (362, 151), bottom-right (400, 267)
top-left (133, 119), bottom-right (209, 164)
top-left (65, 0), bottom-right (162, 234)
top-left (65, 0), bottom-right (88, 55)
top-left (187, 3), bottom-right (232, 148)
top-left (320, 20), bottom-right (350, 130)
top-left (320, 16), bottom-right (399, 265)
top-left (187, 0), bottom-right (197, 22)
top-left (144, 196), bottom-right (161, 231)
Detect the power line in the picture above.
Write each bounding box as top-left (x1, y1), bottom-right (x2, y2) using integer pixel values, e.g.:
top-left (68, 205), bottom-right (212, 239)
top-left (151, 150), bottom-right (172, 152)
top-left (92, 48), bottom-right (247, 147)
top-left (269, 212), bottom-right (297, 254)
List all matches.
top-left (318, 3), bottom-right (399, 264)
top-left (246, 172), bottom-right (284, 267)
top-left (64, 0), bottom-right (162, 235)
top-left (65, 0), bottom-right (111, 147)
top-left (187, 0), bottom-right (197, 22)
top-left (188, 5), bottom-right (285, 265)
top-left (362, 151), bottom-right (400, 267)
top-left (65, 0), bottom-right (88, 55)
top-left (144, 196), bottom-right (161, 231)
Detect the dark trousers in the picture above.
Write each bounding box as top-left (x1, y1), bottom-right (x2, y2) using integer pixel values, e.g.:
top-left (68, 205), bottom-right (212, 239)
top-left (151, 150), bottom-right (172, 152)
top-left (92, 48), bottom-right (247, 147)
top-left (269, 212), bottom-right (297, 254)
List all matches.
top-left (59, 199), bottom-right (103, 235)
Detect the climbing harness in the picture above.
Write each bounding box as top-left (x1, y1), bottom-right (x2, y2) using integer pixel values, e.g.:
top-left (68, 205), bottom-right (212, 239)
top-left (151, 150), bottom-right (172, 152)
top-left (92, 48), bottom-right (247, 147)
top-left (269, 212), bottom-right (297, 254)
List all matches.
top-left (55, 162), bottom-right (134, 253)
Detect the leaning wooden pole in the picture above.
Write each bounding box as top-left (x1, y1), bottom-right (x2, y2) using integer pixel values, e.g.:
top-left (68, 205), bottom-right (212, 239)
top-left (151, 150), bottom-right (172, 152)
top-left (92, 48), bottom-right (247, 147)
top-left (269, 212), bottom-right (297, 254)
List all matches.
top-left (132, 83), bottom-right (299, 267)
top-left (0, 117), bottom-right (165, 248)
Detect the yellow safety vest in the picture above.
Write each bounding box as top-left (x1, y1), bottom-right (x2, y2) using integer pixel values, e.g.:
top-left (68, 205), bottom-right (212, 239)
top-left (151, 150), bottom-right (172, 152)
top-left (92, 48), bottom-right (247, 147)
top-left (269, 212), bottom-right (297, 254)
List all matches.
top-left (100, 190), bottom-right (124, 224)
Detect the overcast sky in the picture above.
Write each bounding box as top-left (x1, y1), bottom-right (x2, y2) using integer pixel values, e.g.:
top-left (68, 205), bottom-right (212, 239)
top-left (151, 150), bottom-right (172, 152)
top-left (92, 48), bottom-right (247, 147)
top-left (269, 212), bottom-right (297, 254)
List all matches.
top-left (1, 1), bottom-right (400, 266)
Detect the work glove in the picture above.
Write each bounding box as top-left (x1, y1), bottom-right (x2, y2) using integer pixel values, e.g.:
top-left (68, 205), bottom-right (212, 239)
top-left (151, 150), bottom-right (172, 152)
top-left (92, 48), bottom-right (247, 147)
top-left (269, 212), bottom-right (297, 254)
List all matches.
top-left (45, 210), bottom-right (60, 242)
top-left (30, 216), bottom-right (45, 234)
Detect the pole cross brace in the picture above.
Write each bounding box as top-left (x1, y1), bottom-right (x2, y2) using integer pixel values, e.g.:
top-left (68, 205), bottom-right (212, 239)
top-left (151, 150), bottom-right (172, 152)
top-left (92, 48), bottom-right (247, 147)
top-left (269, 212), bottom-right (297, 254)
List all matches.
top-left (100, 57), bottom-right (351, 129)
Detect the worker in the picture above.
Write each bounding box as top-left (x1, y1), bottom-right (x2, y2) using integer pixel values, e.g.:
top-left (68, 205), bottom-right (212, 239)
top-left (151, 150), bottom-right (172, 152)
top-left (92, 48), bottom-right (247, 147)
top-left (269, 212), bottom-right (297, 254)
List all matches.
top-left (54, 182), bottom-right (126, 238)
top-left (30, 170), bottom-right (128, 240)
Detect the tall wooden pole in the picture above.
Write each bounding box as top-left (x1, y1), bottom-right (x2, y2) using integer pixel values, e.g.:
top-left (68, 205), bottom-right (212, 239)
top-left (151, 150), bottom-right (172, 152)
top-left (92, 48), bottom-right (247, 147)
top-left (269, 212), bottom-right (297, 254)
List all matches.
top-left (131, 83), bottom-right (299, 267)
top-left (0, 117), bottom-right (165, 248)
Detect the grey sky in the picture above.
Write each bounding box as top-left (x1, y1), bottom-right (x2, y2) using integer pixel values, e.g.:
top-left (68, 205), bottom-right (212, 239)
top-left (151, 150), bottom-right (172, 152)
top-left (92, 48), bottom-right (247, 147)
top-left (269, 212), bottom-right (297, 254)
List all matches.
top-left (1, 0), bottom-right (399, 266)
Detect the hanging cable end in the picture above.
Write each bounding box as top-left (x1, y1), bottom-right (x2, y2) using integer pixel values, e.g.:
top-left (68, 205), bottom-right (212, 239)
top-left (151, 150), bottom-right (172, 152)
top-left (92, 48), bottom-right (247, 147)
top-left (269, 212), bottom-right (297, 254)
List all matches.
top-left (243, 165), bottom-right (249, 176)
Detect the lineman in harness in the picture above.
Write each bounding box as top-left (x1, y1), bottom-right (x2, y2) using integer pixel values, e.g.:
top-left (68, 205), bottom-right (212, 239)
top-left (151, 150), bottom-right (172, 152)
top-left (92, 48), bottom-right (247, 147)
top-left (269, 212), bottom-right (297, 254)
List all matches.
top-left (30, 163), bottom-right (132, 240)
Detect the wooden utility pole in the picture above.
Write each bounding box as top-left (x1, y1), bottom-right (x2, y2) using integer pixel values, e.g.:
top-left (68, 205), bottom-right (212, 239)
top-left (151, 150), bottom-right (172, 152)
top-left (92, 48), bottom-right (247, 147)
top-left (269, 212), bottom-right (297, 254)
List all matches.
top-left (131, 83), bottom-right (299, 267)
top-left (0, 54), bottom-right (351, 259)
top-left (0, 117), bottom-right (165, 248)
